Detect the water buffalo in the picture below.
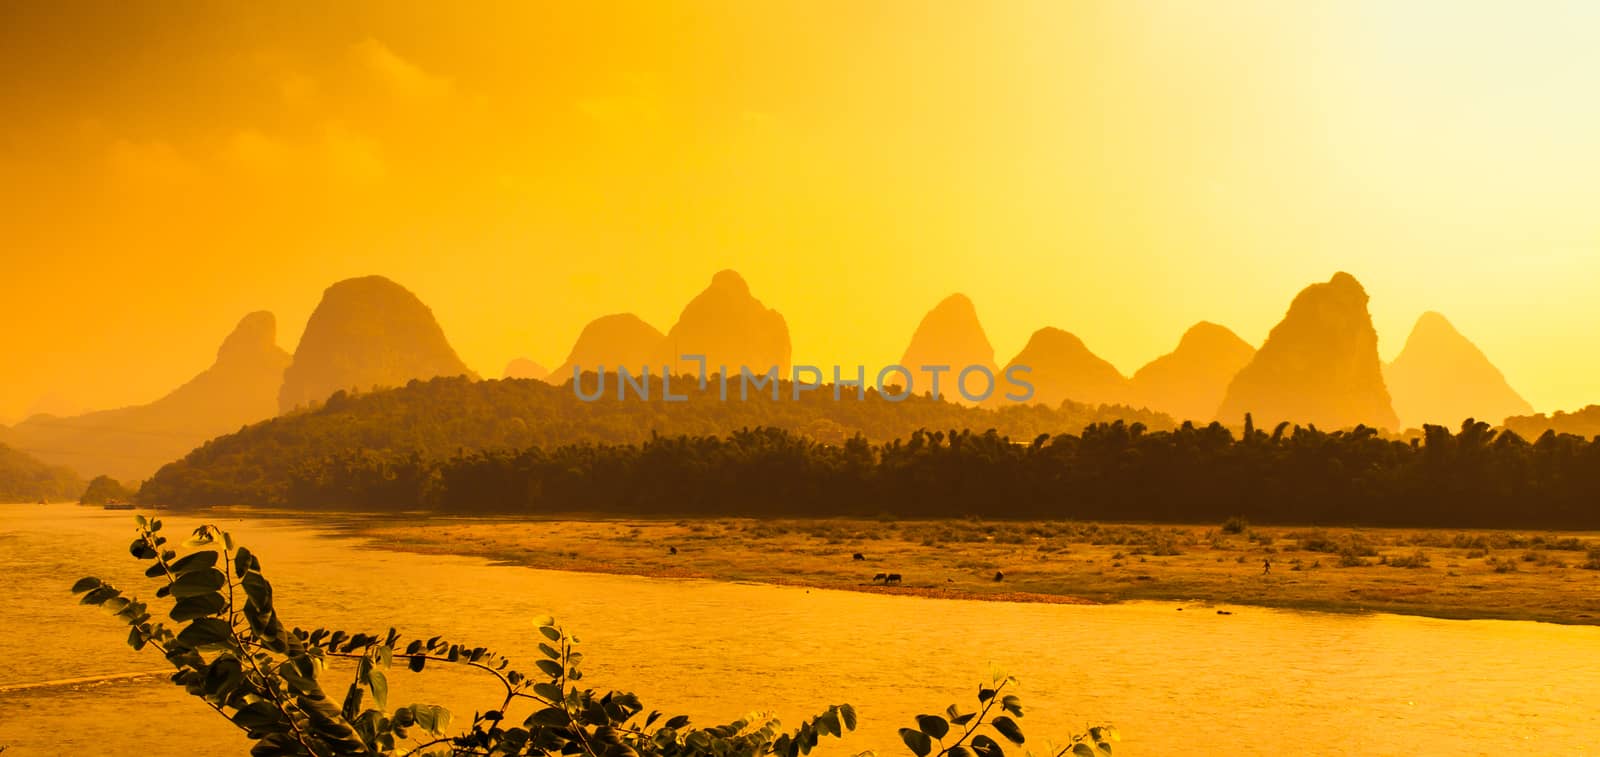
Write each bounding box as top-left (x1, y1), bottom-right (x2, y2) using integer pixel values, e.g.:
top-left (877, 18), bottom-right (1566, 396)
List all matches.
top-left (993, 571), bottom-right (1005, 582)
top-left (885, 573), bottom-right (902, 585)
top-left (852, 552), bottom-right (865, 561)
top-left (872, 573), bottom-right (887, 582)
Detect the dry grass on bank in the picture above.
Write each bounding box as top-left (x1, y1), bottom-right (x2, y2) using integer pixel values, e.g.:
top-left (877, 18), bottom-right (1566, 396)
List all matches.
top-left (343, 517), bottom-right (1600, 625)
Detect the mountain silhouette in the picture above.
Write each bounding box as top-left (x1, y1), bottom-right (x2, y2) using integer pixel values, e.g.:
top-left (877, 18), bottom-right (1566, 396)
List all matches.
top-left (551, 313), bottom-right (666, 382)
top-left (0, 441), bottom-right (82, 501)
top-left (995, 327), bottom-right (1132, 407)
top-left (656, 270), bottom-right (790, 379)
top-left (1215, 272), bottom-right (1400, 430)
top-left (900, 294), bottom-right (997, 403)
top-left (0, 311), bottom-right (290, 480)
top-left (278, 276), bottom-right (475, 413)
top-left (1132, 322), bottom-right (1256, 423)
top-left (503, 358), bottom-right (549, 382)
top-left (1384, 311), bottom-right (1532, 429)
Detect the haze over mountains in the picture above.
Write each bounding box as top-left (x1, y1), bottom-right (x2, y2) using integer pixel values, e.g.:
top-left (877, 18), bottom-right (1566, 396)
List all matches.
top-left (998, 327), bottom-right (1133, 409)
top-left (655, 270), bottom-right (791, 379)
top-left (1131, 322), bottom-right (1256, 424)
top-left (0, 441), bottom-right (82, 501)
top-left (278, 276), bottom-right (477, 413)
top-left (900, 294), bottom-right (997, 402)
top-left (550, 313), bottom-right (666, 383)
top-left (0, 312), bottom-right (290, 481)
top-left (1216, 272), bottom-right (1400, 430)
top-left (1, 267), bottom-right (1569, 495)
top-left (1384, 311), bottom-right (1533, 429)
top-left (503, 359), bottom-right (549, 382)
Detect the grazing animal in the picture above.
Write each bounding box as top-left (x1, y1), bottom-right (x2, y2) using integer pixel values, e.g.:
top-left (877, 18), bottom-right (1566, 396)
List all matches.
top-left (668, 546), bottom-right (677, 555)
top-left (885, 573), bottom-right (902, 585)
top-left (852, 552), bottom-right (865, 561)
top-left (993, 571), bottom-right (1005, 582)
top-left (872, 573), bottom-right (887, 583)
top-left (1217, 610), bottom-right (1232, 615)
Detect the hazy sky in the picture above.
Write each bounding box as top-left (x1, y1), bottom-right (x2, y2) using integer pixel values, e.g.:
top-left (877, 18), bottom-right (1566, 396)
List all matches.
top-left (3, 1), bottom-right (1598, 422)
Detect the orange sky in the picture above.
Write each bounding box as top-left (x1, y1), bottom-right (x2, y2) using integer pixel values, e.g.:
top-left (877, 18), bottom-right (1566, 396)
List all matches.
top-left (2, 1), bottom-right (1598, 423)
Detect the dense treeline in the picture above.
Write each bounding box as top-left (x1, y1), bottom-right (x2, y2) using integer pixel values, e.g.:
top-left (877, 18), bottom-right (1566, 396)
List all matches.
top-left (1505, 405), bottom-right (1600, 440)
top-left (138, 374), bottom-right (1173, 505)
top-left (0, 441), bottom-right (83, 502)
top-left (148, 413), bottom-right (1600, 529)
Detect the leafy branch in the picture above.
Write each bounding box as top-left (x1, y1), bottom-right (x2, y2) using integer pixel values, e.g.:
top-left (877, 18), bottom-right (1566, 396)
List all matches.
top-left (75, 516), bottom-right (1114, 757)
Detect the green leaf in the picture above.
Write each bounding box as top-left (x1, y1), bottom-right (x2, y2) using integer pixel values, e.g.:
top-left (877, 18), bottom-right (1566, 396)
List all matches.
top-left (971, 734), bottom-right (1004, 757)
top-left (70, 577), bottom-right (102, 594)
top-left (535, 659), bottom-right (564, 678)
top-left (978, 688), bottom-right (996, 702)
top-left (538, 642), bottom-right (560, 659)
top-left (990, 716), bottom-right (1024, 745)
top-left (169, 593), bottom-right (227, 622)
top-left (839, 703), bottom-right (857, 731)
top-left (235, 547), bottom-right (255, 576)
top-left (80, 586), bottom-right (121, 606)
top-left (241, 571), bottom-right (272, 609)
top-left (170, 569), bottom-right (226, 599)
top-left (1071, 744), bottom-right (1095, 757)
top-left (538, 625), bottom-right (561, 642)
top-left (525, 707), bottom-right (569, 727)
top-left (369, 668), bottom-right (388, 709)
top-left (898, 728), bottom-right (932, 757)
top-left (129, 540), bottom-right (157, 560)
top-left (915, 714), bottom-right (949, 739)
top-left (168, 551), bottom-right (219, 575)
top-left (948, 747), bottom-right (973, 757)
top-left (176, 617), bottom-right (233, 648)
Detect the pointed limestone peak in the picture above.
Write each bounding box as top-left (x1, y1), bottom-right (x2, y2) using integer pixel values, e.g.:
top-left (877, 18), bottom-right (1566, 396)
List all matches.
top-left (1386, 310), bottom-right (1532, 428)
top-left (1215, 272), bottom-right (1399, 430)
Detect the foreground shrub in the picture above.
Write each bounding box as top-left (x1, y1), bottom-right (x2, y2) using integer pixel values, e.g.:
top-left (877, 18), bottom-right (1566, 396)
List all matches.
top-left (73, 515), bottom-right (1113, 757)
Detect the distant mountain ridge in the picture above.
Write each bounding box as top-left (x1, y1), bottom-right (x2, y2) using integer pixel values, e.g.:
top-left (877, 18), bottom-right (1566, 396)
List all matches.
top-left (1132, 322), bottom-right (1255, 423)
top-left (278, 276), bottom-right (476, 413)
top-left (1384, 311), bottom-right (1532, 429)
top-left (0, 441), bottom-right (82, 502)
top-left (1216, 272), bottom-right (1400, 430)
top-left (0, 312), bottom-right (290, 480)
top-left (503, 358), bottom-right (550, 382)
top-left (998, 327), bottom-right (1133, 408)
top-left (900, 294), bottom-right (997, 403)
top-left (656, 270), bottom-right (790, 378)
top-left (551, 313), bottom-right (666, 383)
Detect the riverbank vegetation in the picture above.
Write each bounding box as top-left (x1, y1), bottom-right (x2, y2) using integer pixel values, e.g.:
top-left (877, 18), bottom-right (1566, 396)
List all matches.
top-left (148, 416), bottom-right (1600, 531)
top-left (343, 516), bottom-right (1600, 625)
top-left (71, 516), bottom-right (1113, 756)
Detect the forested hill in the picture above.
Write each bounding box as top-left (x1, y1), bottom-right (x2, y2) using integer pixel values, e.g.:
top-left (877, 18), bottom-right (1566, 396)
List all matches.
top-left (139, 374), bottom-right (1174, 506)
top-left (0, 442), bottom-right (83, 502)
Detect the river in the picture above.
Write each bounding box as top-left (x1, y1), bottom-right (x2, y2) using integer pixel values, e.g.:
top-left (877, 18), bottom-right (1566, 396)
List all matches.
top-left (1, 504), bottom-right (1596, 755)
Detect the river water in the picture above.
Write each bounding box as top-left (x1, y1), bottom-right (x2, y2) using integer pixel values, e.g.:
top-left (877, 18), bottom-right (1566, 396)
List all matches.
top-left (1, 504), bottom-right (1596, 755)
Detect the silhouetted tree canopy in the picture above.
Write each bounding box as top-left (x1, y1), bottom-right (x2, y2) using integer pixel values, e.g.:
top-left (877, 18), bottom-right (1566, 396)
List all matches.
top-left (141, 397), bottom-right (1600, 529)
top-left (139, 374), bottom-right (1173, 505)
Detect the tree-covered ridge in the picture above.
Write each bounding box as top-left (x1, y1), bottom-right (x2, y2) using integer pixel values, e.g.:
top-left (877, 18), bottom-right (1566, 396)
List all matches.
top-left (139, 375), bottom-right (1174, 506)
top-left (0, 441), bottom-right (83, 502)
top-left (1504, 405), bottom-right (1600, 441)
top-left (149, 410), bottom-right (1600, 529)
